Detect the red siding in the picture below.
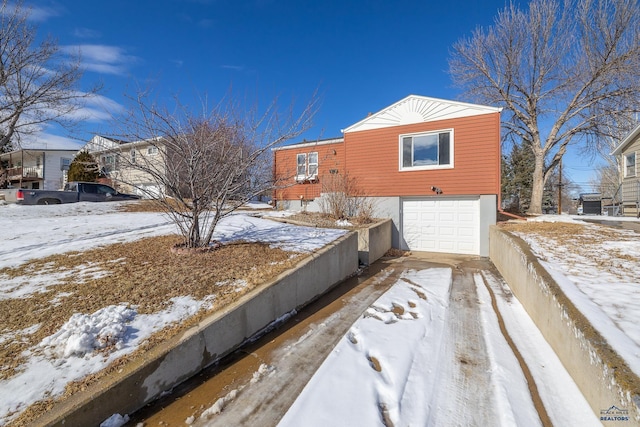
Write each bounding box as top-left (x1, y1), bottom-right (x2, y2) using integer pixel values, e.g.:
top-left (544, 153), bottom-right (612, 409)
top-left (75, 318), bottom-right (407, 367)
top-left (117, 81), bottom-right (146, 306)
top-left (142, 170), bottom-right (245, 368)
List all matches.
top-left (273, 112), bottom-right (501, 201)
top-left (273, 141), bottom-right (346, 202)
top-left (344, 113), bottom-right (500, 197)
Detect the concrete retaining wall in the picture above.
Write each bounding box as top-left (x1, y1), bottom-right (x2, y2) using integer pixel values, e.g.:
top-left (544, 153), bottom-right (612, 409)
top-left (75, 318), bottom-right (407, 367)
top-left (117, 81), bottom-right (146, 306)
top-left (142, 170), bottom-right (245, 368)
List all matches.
top-left (357, 219), bottom-right (392, 265)
top-left (39, 232), bottom-right (359, 427)
top-left (490, 226), bottom-right (640, 425)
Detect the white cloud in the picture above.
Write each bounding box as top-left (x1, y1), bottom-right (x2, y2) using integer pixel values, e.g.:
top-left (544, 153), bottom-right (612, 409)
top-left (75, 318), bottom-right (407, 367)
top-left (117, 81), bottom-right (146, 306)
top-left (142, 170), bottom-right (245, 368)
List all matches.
top-left (62, 45), bottom-right (139, 76)
top-left (4, 2), bottom-right (62, 22)
top-left (73, 27), bottom-right (101, 39)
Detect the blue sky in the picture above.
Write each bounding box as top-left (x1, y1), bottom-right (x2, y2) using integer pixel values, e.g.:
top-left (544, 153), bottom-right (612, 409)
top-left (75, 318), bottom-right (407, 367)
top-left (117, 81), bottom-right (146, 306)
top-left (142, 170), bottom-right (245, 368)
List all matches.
top-left (25, 0), bottom-right (597, 193)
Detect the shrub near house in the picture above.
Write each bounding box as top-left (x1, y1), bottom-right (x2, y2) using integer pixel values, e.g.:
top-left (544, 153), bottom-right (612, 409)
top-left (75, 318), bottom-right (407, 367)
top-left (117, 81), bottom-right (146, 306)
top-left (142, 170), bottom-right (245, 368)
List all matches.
top-left (274, 95), bottom-right (502, 256)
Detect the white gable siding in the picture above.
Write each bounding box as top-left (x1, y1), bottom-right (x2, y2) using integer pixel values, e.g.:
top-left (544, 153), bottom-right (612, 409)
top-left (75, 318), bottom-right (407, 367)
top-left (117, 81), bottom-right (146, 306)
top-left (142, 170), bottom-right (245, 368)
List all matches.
top-left (342, 95), bottom-right (501, 133)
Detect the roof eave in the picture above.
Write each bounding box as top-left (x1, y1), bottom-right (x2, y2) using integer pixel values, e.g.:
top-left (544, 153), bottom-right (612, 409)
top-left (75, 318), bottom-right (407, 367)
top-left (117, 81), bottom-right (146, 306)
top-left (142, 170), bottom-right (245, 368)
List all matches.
top-left (611, 123), bottom-right (640, 156)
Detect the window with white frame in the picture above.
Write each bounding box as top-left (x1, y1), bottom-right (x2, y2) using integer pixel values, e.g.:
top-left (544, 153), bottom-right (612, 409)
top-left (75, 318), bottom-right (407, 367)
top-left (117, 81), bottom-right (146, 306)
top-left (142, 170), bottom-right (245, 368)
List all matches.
top-left (296, 151), bottom-right (318, 181)
top-left (400, 130), bottom-right (452, 170)
top-left (147, 146), bottom-right (158, 155)
top-left (308, 152), bottom-right (318, 178)
top-left (130, 149), bottom-right (137, 163)
top-left (626, 152), bottom-right (636, 177)
top-left (297, 153), bottom-right (307, 180)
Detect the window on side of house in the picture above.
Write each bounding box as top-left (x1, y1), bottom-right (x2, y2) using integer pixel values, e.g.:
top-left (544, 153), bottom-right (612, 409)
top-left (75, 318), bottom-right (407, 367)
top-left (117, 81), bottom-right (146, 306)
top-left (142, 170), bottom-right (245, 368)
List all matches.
top-left (400, 130), bottom-right (453, 170)
top-left (102, 155), bottom-right (115, 173)
top-left (296, 151), bottom-right (319, 181)
top-left (626, 152), bottom-right (636, 177)
top-left (297, 153), bottom-right (307, 180)
top-left (308, 152), bottom-right (318, 178)
top-left (147, 146), bottom-right (158, 155)
top-left (130, 149), bottom-right (136, 163)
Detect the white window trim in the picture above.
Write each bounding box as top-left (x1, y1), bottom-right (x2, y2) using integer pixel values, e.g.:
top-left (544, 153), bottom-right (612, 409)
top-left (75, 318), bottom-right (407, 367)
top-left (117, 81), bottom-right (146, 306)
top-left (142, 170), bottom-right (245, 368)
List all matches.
top-left (147, 146), bottom-right (159, 156)
top-left (625, 152), bottom-right (636, 177)
top-left (296, 153), bottom-right (307, 181)
top-left (130, 149), bottom-right (137, 163)
top-left (399, 129), bottom-right (454, 171)
top-left (307, 152), bottom-right (318, 180)
top-left (296, 151), bottom-right (319, 181)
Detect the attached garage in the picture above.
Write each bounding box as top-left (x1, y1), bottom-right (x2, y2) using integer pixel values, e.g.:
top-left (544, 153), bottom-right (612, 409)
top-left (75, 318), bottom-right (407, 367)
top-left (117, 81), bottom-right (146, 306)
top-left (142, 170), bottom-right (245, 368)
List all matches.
top-left (401, 197), bottom-right (480, 255)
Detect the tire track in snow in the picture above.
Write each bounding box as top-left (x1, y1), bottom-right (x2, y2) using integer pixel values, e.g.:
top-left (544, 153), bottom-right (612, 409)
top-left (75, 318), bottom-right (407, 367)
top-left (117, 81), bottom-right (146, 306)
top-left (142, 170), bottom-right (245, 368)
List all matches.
top-left (478, 271), bottom-right (553, 427)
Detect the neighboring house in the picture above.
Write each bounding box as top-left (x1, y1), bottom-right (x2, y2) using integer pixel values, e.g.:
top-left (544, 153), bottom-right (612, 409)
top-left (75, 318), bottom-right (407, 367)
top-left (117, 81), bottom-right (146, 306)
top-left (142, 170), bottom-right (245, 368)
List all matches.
top-left (611, 124), bottom-right (640, 217)
top-left (83, 135), bottom-right (166, 198)
top-left (0, 148), bottom-right (76, 190)
top-left (274, 95), bottom-right (502, 256)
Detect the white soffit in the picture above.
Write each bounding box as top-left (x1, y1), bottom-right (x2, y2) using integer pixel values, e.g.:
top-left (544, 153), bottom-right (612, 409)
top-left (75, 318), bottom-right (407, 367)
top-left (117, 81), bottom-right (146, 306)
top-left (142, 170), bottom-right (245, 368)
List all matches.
top-left (342, 95), bottom-right (502, 134)
top-left (611, 122), bottom-right (640, 156)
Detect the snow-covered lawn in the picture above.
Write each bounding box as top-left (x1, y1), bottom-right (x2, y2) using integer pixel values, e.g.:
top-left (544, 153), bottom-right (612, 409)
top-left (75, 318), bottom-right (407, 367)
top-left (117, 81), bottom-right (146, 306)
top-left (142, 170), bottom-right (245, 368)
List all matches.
top-left (0, 202), bottom-right (346, 426)
top-left (508, 215), bottom-right (640, 378)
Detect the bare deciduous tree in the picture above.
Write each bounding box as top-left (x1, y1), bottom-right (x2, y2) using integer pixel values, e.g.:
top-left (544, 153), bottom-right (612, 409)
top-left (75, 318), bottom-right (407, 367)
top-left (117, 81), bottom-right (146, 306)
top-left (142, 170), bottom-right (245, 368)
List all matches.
top-left (99, 92), bottom-right (317, 249)
top-left (0, 0), bottom-right (99, 188)
top-left (449, 0), bottom-right (640, 214)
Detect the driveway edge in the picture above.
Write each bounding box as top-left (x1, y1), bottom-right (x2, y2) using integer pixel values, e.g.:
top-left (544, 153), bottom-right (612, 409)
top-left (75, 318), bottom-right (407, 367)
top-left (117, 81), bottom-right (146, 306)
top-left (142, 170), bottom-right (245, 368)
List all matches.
top-left (490, 226), bottom-right (640, 425)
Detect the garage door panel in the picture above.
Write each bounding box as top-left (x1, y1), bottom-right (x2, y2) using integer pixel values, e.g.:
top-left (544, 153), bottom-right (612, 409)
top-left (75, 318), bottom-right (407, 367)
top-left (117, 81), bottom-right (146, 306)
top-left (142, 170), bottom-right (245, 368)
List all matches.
top-left (402, 197), bottom-right (480, 255)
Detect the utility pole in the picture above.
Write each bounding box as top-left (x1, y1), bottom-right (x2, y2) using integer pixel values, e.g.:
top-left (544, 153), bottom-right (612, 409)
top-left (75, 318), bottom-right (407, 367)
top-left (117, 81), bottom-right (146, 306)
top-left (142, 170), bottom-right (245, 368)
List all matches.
top-left (558, 160), bottom-right (563, 214)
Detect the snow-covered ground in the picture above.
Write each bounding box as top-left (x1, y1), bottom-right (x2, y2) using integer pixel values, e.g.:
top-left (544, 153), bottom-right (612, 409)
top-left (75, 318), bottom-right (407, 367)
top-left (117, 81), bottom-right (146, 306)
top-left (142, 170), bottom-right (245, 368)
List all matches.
top-left (0, 202), bottom-right (636, 426)
top-left (516, 215), bottom-right (640, 379)
top-left (0, 202), bottom-right (346, 426)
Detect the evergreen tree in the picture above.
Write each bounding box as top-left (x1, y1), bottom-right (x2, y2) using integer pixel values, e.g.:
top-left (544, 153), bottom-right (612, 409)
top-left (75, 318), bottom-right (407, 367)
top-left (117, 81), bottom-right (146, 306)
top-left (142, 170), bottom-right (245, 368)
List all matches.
top-left (68, 151), bottom-right (100, 182)
top-left (502, 141), bottom-right (535, 212)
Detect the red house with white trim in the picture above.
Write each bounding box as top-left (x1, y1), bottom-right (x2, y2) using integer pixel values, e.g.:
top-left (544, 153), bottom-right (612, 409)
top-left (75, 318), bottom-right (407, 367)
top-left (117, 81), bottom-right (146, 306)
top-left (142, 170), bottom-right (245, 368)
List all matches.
top-left (273, 95), bottom-right (502, 256)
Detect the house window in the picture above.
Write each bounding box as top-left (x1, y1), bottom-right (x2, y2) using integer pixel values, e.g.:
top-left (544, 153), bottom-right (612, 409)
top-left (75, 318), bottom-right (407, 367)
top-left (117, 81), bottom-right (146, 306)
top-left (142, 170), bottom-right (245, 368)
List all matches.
top-left (102, 155), bottom-right (115, 173)
top-left (308, 152), bottom-right (318, 178)
top-left (130, 149), bottom-right (137, 163)
top-left (626, 153), bottom-right (636, 177)
top-left (147, 146), bottom-right (158, 155)
top-left (297, 153), bottom-right (307, 180)
top-left (400, 130), bottom-right (452, 170)
top-left (60, 158), bottom-right (71, 171)
top-left (296, 151), bottom-right (318, 181)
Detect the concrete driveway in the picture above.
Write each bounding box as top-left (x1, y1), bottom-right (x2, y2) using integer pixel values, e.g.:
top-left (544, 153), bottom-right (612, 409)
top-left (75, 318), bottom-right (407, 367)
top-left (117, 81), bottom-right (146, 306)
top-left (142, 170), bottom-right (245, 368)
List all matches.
top-left (128, 253), bottom-right (594, 426)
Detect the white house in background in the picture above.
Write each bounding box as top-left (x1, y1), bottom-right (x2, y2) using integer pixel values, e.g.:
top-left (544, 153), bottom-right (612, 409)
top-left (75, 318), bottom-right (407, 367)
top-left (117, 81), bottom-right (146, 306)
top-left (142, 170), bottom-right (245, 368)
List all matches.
top-left (82, 135), bottom-right (166, 198)
top-left (0, 148), bottom-right (76, 190)
top-left (612, 124), bottom-right (640, 217)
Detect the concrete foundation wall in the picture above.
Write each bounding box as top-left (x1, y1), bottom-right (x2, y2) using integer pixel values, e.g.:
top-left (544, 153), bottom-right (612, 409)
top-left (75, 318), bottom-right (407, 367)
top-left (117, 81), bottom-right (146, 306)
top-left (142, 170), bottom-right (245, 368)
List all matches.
top-left (357, 219), bottom-right (392, 265)
top-left (479, 195), bottom-right (497, 257)
top-left (39, 232), bottom-right (359, 427)
top-left (490, 226), bottom-right (640, 425)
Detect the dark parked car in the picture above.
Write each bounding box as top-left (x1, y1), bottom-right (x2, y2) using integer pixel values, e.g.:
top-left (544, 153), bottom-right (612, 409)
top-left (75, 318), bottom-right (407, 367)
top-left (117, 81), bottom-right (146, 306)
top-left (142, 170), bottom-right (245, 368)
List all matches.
top-left (16, 182), bottom-right (140, 205)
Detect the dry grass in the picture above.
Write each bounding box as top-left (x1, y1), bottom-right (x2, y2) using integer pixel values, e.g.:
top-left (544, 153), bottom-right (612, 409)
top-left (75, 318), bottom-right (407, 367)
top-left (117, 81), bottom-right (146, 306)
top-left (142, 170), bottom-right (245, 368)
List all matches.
top-left (117, 198), bottom-right (186, 213)
top-left (500, 220), bottom-right (639, 279)
top-left (287, 211), bottom-right (378, 229)
top-left (1, 235), bottom-right (304, 425)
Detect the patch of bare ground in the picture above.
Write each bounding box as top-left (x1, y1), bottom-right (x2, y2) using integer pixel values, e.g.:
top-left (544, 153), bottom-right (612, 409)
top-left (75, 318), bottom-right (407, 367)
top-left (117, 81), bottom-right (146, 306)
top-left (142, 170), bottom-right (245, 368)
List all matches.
top-left (1, 235), bottom-right (303, 426)
top-left (116, 199), bottom-right (187, 213)
top-left (286, 211), bottom-right (377, 229)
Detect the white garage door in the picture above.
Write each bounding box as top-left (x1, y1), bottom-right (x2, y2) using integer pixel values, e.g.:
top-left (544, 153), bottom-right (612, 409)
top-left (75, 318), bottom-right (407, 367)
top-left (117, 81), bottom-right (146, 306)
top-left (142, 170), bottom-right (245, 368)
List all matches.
top-left (402, 197), bottom-right (480, 255)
